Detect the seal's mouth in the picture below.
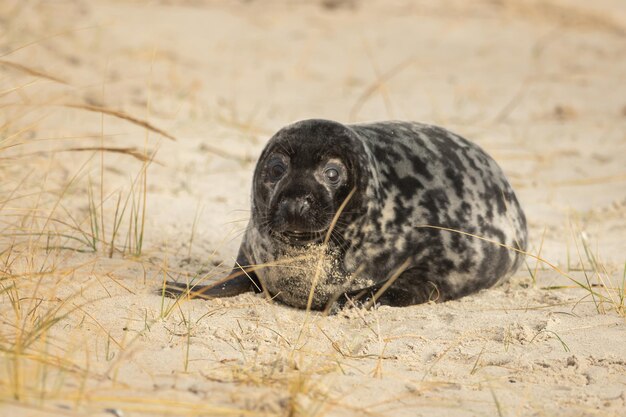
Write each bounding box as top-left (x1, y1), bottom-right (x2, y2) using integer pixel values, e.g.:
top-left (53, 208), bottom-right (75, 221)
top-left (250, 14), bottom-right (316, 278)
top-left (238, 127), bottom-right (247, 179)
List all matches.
top-left (276, 230), bottom-right (326, 245)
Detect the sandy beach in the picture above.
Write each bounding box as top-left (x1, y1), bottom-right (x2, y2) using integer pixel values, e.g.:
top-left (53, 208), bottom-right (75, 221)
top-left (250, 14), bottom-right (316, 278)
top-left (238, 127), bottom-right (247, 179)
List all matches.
top-left (1, 1), bottom-right (625, 416)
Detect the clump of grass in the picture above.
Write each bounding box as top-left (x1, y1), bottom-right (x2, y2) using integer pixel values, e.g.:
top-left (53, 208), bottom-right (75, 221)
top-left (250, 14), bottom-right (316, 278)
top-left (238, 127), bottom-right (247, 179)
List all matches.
top-left (0, 243), bottom-right (93, 404)
top-left (0, 28), bottom-right (170, 415)
top-left (82, 156), bottom-right (155, 258)
top-left (572, 229), bottom-right (625, 316)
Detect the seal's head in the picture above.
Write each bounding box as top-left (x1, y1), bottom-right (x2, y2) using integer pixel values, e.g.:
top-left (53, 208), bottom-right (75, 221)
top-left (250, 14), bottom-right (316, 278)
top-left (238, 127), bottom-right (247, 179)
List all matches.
top-left (252, 119), bottom-right (370, 247)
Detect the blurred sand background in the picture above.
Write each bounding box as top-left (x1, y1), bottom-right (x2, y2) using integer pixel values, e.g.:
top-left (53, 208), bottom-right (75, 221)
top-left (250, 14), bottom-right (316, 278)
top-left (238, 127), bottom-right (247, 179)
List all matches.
top-left (1, 0), bottom-right (625, 416)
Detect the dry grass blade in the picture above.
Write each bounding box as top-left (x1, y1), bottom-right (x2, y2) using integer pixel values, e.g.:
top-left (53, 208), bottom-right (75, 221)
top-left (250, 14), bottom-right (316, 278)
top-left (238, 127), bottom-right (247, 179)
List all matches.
top-left (62, 147), bottom-right (158, 163)
top-left (549, 173), bottom-right (626, 187)
top-left (493, 29), bottom-right (557, 123)
top-left (363, 258), bottom-right (411, 310)
top-left (197, 142), bottom-right (253, 163)
top-left (0, 80), bottom-right (38, 99)
top-left (305, 188), bottom-right (357, 312)
top-left (62, 103), bottom-right (177, 141)
top-left (416, 224), bottom-right (626, 315)
top-left (0, 24), bottom-right (101, 59)
top-left (349, 54), bottom-right (416, 122)
top-left (0, 60), bottom-right (68, 84)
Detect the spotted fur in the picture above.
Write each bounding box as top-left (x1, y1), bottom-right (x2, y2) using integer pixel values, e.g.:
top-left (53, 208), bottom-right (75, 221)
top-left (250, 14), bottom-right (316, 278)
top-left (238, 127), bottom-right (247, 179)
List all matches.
top-left (165, 119), bottom-right (528, 309)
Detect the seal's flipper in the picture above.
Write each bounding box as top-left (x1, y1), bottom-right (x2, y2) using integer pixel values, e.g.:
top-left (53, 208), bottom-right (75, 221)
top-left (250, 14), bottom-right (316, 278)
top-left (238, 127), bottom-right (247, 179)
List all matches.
top-left (162, 270), bottom-right (260, 299)
top-left (161, 247), bottom-right (261, 299)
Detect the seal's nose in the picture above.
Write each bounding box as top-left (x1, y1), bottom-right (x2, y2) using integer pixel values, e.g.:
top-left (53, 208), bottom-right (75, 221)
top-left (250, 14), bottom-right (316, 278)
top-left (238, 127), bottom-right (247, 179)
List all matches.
top-left (276, 196), bottom-right (313, 231)
top-left (285, 197), bottom-right (310, 218)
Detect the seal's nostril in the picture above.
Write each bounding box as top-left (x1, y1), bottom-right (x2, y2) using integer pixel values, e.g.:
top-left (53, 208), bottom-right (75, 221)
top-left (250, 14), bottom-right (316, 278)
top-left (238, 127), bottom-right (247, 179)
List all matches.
top-left (298, 199), bottom-right (310, 216)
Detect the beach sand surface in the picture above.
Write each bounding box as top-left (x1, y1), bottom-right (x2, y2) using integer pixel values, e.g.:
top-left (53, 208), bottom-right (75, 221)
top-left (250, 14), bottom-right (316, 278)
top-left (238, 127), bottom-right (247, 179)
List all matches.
top-left (1, 1), bottom-right (625, 416)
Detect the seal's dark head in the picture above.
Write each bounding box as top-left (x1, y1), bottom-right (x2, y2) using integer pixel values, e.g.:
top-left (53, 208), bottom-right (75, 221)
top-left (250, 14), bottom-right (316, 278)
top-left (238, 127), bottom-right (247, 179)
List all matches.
top-left (252, 119), bottom-right (369, 246)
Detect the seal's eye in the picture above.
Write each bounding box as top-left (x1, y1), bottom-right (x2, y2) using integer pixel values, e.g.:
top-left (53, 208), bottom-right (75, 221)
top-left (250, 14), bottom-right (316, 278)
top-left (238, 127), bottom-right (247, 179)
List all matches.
top-left (324, 167), bottom-right (340, 185)
top-left (268, 160), bottom-right (287, 181)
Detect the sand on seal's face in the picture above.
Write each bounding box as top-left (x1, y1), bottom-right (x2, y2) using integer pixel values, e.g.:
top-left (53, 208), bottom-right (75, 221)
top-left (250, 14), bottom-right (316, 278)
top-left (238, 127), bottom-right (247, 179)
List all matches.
top-left (254, 242), bottom-right (375, 309)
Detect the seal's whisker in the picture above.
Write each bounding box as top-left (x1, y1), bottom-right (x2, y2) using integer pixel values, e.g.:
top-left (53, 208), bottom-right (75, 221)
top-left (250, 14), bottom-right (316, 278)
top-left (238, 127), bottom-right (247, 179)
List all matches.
top-left (329, 233), bottom-right (349, 253)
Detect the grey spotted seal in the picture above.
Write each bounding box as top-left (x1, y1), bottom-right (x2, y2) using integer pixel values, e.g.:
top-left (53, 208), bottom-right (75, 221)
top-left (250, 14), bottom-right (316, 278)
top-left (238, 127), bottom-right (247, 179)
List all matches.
top-left (165, 119), bottom-right (528, 310)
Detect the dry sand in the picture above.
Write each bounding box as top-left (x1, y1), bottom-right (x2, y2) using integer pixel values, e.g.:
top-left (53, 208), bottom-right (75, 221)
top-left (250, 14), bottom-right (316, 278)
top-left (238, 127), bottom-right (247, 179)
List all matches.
top-left (1, 1), bottom-right (625, 416)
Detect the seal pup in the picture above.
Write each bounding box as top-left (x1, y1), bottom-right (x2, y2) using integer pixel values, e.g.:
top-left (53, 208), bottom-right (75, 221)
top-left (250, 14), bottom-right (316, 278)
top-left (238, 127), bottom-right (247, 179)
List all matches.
top-left (165, 119), bottom-right (528, 309)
